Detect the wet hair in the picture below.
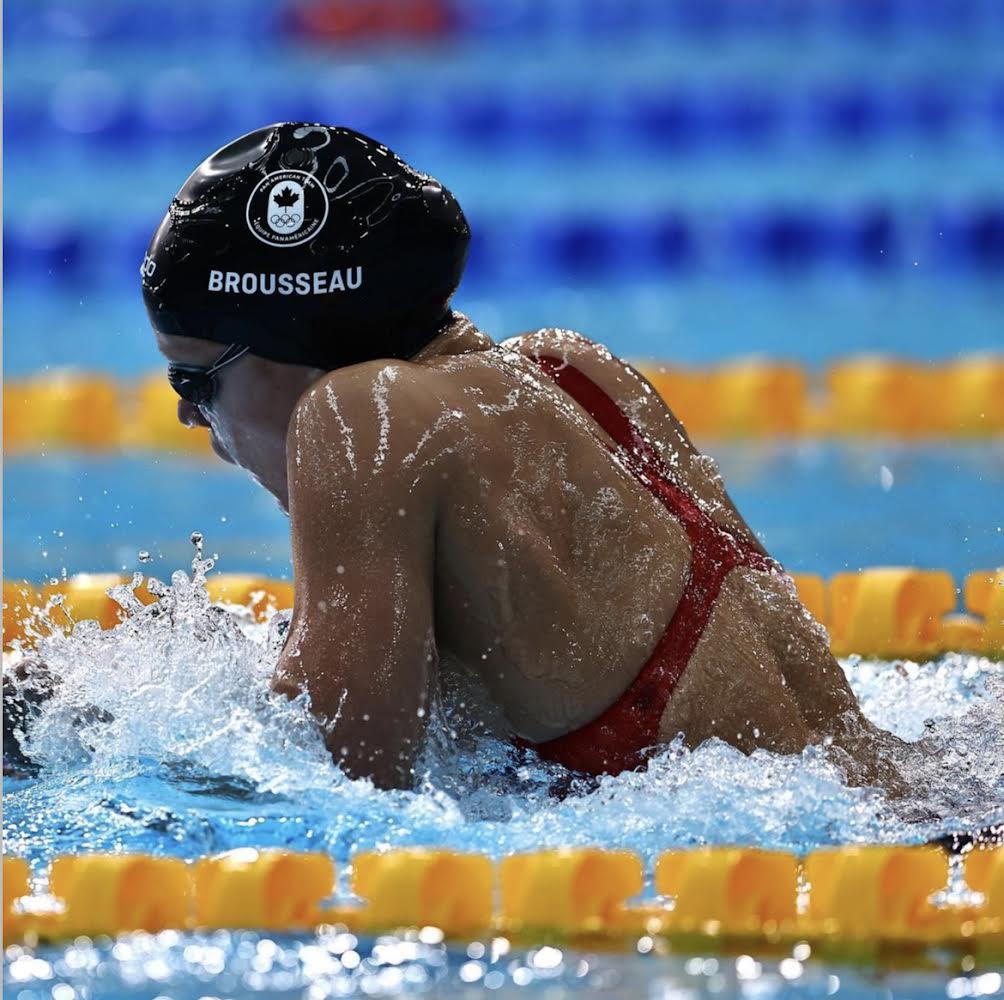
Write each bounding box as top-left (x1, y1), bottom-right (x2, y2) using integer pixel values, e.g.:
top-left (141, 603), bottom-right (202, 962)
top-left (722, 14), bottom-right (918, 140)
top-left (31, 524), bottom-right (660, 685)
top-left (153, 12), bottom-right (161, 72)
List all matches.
top-left (142, 122), bottom-right (470, 370)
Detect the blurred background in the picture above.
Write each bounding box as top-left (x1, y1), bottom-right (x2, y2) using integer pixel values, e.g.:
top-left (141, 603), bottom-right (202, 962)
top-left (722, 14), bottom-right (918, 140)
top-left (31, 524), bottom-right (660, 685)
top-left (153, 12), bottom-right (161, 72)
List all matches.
top-left (4, 0), bottom-right (1003, 582)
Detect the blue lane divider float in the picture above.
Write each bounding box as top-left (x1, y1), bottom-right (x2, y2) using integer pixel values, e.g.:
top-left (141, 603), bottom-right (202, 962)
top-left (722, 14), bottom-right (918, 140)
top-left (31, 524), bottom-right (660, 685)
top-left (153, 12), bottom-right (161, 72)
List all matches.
top-left (455, 0), bottom-right (1000, 44)
top-left (3, 0), bottom-right (287, 49)
top-left (6, 204), bottom-right (1004, 289)
top-left (3, 75), bottom-right (1000, 152)
top-left (6, 0), bottom-right (1004, 47)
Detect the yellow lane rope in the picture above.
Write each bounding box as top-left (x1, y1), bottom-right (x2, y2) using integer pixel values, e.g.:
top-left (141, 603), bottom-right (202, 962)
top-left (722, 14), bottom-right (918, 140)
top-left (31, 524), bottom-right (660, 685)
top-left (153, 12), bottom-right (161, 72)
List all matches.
top-left (4, 568), bottom-right (1003, 658)
top-left (3, 354), bottom-right (1003, 453)
top-left (3, 845), bottom-right (1002, 950)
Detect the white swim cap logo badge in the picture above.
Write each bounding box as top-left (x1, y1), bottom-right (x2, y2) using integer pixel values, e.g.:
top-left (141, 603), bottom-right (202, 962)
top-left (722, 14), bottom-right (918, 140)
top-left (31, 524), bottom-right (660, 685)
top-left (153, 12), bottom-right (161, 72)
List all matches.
top-left (246, 170), bottom-right (328, 248)
top-left (268, 180), bottom-right (304, 234)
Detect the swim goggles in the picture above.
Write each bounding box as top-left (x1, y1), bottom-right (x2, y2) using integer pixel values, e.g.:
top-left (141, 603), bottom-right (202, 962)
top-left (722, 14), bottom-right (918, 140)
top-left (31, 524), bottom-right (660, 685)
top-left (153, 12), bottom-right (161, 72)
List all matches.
top-left (167, 344), bottom-right (249, 407)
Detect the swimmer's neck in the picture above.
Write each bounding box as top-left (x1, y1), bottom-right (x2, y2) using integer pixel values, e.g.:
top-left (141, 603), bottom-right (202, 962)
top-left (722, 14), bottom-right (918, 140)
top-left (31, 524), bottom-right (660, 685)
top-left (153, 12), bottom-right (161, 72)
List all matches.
top-left (410, 312), bottom-right (495, 363)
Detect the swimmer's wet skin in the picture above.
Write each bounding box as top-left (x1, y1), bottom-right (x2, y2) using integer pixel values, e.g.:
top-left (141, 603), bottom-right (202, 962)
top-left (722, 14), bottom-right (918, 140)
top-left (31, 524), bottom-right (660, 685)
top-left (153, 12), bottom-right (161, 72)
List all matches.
top-left (142, 122), bottom-right (916, 791)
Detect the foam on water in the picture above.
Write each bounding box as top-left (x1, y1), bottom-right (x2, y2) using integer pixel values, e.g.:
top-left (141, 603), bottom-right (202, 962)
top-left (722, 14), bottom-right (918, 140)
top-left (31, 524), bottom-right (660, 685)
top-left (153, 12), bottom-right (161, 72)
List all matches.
top-left (3, 544), bottom-right (1003, 871)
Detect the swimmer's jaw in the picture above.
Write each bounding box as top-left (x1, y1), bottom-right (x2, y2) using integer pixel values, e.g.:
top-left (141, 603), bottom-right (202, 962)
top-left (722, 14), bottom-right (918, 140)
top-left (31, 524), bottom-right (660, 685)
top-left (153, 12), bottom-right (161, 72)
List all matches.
top-left (155, 331), bottom-right (321, 506)
top-left (177, 399), bottom-right (239, 467)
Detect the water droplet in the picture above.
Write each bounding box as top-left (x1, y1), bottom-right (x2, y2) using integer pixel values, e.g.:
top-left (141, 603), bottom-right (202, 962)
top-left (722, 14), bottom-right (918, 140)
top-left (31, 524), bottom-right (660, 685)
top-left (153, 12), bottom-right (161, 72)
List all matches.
top-left (138, 550), bottom-right (152, 564)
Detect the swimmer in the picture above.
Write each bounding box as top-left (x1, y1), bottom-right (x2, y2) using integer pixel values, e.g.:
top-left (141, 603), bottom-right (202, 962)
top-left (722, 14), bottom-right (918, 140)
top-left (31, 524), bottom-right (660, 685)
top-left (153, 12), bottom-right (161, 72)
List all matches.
top-left (131, 123), bottom-right (911, 791)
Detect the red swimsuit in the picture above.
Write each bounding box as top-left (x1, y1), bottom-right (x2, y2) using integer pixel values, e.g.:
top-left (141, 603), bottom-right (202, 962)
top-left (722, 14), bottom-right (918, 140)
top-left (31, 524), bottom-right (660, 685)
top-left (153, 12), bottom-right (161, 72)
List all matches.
top-left (524, 355), bottom-right (781, 776)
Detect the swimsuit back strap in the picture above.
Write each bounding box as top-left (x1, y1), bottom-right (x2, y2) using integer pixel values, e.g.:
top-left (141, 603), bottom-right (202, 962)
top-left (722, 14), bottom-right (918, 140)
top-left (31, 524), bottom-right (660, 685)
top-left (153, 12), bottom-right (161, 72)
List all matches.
top-left (525, 354), bottom-right (779, 774)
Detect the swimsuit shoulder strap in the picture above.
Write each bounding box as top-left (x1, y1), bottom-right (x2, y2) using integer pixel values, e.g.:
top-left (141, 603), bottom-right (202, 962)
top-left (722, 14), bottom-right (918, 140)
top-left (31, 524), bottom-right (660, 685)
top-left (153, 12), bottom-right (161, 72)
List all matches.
top-left (524, 353), bottom-right (780, 774)
top-left (532, 353), bottom-right (670, 480)
top-left (530, 352), bottom-right (774, 570)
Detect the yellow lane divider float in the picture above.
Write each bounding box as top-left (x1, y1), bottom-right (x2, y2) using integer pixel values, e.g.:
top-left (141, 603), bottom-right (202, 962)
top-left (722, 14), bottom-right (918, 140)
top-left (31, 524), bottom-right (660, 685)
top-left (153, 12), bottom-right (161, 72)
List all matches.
top-left (3, 846), bottom-right (1002, 953)
top-left (640, 354), bottom-right (1004, 438)
top-left (4, 568), bottom-right (1002, 658)
top-left (3, 354), bottom-right (1003, 453)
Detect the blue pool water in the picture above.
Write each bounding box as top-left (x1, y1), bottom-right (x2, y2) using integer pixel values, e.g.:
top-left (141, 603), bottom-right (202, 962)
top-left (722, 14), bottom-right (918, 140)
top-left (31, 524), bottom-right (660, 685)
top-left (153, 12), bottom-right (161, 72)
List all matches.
top-left (4, 442), bottom-right (1004, 583)
top-left (6, 537), bottom-right (1004, 864)
top-left (4, 556), bottom-right (1004, 997)
top-left (6, 929), bottom-right (999, 999)
top-left (6, 277), bottom-right (1004, 378)
top-left (5, 0), bottom-right (1004, 997)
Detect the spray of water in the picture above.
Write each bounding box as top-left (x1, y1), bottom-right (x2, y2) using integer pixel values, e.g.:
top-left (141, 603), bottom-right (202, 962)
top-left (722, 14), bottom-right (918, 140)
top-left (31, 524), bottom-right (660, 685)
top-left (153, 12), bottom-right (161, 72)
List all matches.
top-left (3, 537), bottom-right (1002, 869)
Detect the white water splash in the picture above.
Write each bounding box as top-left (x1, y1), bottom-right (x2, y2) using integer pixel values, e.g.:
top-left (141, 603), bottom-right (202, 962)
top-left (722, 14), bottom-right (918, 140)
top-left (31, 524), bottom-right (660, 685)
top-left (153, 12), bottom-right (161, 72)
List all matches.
top-left (3, 545), bottom-right (1003, 867)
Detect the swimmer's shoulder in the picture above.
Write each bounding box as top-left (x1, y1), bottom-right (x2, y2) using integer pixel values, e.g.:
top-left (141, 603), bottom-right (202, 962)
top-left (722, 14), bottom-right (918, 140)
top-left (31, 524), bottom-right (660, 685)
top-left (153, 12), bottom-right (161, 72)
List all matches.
top-left (287, 358), bottom-right (471, 485)
top-left (507, 328), bottom-right (761, 545)
top-left (502, 327), bottom-right (643, 392)
top-left (501, 327), bottom-right (598, 361)
top-left (502, 327), bottom-right (684, 437)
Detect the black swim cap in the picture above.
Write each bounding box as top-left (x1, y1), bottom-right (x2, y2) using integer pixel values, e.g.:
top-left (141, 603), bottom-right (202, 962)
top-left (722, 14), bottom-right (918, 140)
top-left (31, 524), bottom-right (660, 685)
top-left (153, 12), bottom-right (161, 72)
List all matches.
top-left (142, 123), bottom-right (470, 370)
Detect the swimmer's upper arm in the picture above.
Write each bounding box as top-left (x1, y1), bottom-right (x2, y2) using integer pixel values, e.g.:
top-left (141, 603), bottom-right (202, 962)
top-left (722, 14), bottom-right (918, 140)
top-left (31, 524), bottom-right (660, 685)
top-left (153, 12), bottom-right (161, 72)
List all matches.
top-left (271, 363), bottom-right (445, 789)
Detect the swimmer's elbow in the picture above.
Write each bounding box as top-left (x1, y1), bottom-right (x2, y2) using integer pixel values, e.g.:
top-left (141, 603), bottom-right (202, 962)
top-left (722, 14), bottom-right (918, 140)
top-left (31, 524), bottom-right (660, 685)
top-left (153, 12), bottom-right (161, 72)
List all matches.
top-left (325, 732), bottom-right (420, 790)
top-left (271, 673), bottom-right (423, 789)
top-left (270, 673), bottom-right (302, 703)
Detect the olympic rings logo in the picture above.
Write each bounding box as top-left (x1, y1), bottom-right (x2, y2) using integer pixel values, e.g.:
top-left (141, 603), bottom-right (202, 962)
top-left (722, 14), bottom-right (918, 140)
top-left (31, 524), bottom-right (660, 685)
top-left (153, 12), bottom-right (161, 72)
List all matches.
top-left (270, 213), bottom-right (302, 228)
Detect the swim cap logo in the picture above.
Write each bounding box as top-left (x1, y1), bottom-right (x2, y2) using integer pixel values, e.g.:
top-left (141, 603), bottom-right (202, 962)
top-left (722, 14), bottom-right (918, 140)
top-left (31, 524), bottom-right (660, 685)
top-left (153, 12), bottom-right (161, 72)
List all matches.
top-left (269, 181), bottom-right (304, 234)
top-left (246, 170), bottom-right (329, 248)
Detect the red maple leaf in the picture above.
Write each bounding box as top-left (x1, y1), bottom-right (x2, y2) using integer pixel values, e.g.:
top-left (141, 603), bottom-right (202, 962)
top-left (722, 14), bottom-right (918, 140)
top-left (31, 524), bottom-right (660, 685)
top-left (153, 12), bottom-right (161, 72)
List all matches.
top-left (273, 186), bottom-right (300, 209)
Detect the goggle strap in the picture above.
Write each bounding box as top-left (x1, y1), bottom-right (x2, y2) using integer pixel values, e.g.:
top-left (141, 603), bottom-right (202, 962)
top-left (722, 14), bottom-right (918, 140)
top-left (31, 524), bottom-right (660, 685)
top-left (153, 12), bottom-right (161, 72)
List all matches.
top-left (205, 343), bottom-right (250, 376)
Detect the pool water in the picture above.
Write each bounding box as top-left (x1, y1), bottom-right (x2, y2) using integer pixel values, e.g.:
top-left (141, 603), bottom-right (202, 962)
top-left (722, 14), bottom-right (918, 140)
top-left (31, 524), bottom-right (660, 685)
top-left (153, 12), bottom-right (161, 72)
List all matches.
top-left (3, 553), bottom-right (1004, 998)
top-left (5, 0), bottom-right (1004, 996)
top-left (5, 545), bottom-right (1004, 863)
top-left (5, 442), bottom-right (1003, 585)
top-left (6, 928), bottom-right (998, 999)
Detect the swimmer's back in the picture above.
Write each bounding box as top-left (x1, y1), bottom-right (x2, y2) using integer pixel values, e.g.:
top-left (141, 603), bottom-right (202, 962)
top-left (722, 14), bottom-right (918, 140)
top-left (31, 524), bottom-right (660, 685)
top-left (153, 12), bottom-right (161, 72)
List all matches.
top-left (491, 327), bottom-right (864, 760)
top-left (415, 323), bottom-right (769, 742)
top-left (285, 317), bottom-right (851, 761)
top-left (423, 326), bottom-right (699, 741)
